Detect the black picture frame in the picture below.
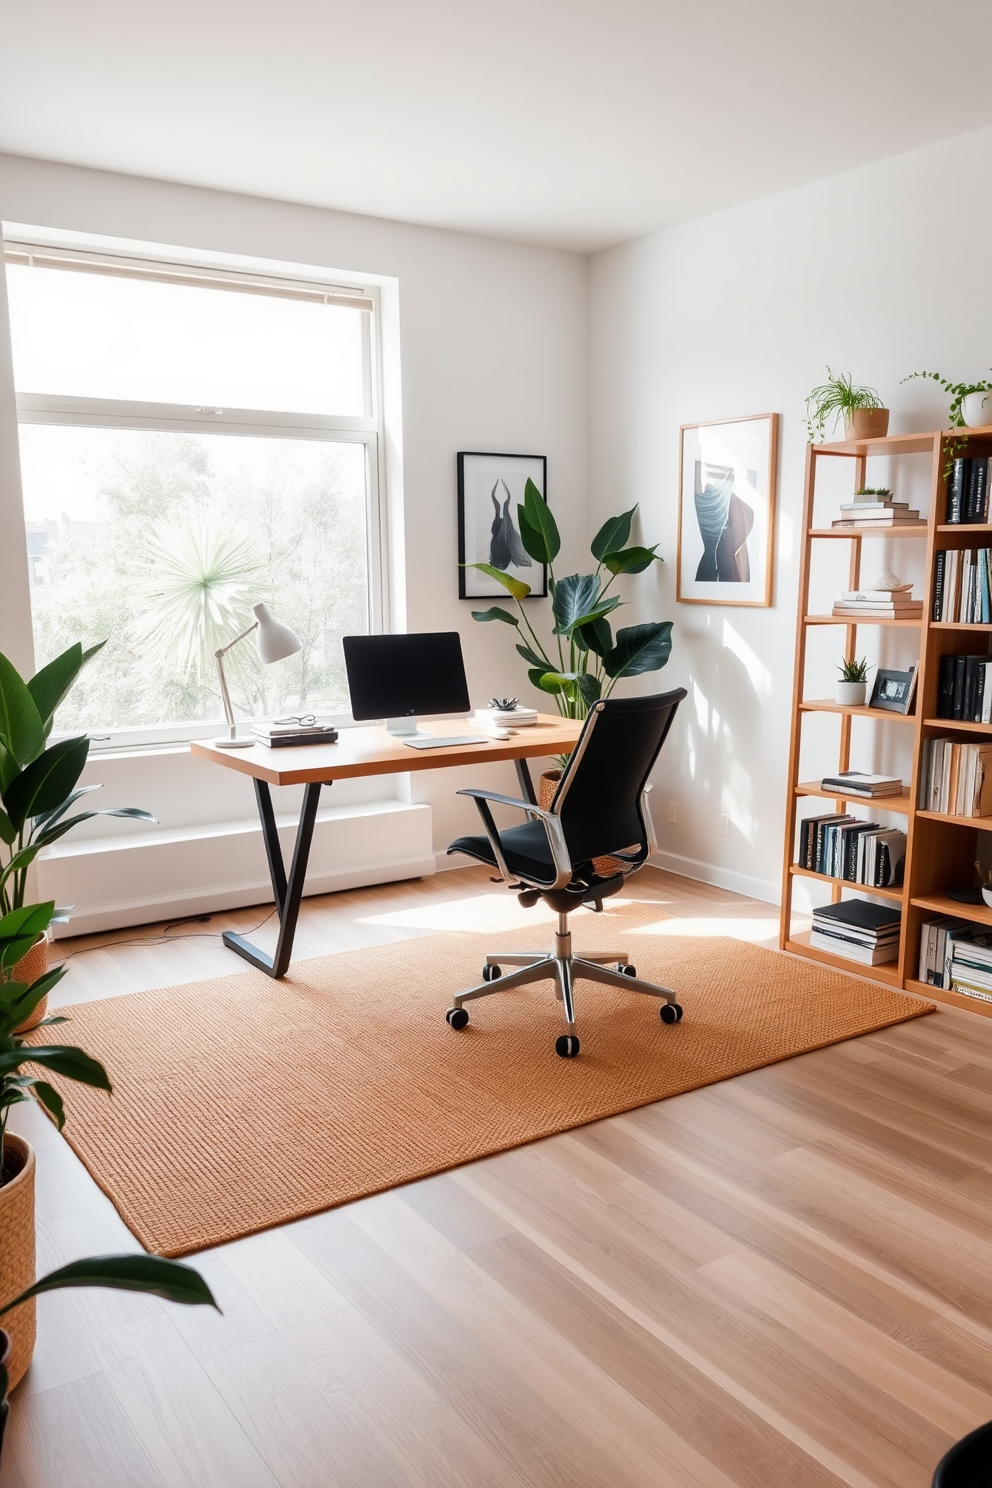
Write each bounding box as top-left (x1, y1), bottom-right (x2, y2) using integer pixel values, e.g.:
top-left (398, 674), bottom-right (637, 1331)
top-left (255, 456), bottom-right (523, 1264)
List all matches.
top-left (457, 452), bottom-right (548, 600)
top-left (869, 664), bottom-right (918, 715)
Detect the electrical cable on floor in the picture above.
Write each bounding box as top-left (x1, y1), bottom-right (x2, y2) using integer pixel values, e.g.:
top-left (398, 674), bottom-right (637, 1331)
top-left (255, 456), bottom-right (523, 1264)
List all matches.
top-left (53, 907), bottom-right (279, 963)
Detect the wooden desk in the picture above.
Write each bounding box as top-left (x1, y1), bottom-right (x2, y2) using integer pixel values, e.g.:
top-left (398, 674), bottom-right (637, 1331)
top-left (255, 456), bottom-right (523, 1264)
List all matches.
top-left (191, 715), bottom-right (582, 978)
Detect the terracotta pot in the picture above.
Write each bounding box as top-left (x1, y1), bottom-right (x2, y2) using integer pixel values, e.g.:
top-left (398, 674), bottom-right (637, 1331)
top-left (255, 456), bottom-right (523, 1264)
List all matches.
top-left (844, 408), bottom-right (889, 441)
top-left (0, 1328), bottom-right (9, 1466)
top-left (12, 935), bottom-right (48, 1034)
top-left (538, 769), bottom-right (626, 877)
top-left (0, 1136), bottom-right (35, 1390)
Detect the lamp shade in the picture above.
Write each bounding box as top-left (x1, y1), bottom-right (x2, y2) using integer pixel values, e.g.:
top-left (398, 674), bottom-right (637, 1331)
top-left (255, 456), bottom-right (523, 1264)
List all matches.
top-left (253, 603), bottom-right (302, 664)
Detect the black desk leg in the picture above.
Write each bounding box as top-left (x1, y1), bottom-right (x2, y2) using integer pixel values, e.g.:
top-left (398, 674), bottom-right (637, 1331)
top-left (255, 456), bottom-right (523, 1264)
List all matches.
top-left (222, 780), bottom-right (322, 978)
top-left (515, 757), bottom-right (537, 805)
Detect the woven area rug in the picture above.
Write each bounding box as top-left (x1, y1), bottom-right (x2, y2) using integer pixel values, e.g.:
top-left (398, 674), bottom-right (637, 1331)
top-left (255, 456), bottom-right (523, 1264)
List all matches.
top-left (35, 902), bottom-right (934, 1256)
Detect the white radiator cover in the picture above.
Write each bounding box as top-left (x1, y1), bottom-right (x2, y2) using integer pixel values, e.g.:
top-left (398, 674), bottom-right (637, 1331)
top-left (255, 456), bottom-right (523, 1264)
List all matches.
top-left (39, 799), bottom-right (434, 937)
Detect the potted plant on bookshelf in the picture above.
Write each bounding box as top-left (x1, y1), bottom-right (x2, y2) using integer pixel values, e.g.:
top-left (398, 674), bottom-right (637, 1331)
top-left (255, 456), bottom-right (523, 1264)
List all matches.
top-left (902, 370), bottom-right (992, 429)
top-left (0, 642), bottom-right (153, 1031)
top-left (805, 369), bottom-right (889, 442)
top-left (835, 657), bottom-right (871, 707)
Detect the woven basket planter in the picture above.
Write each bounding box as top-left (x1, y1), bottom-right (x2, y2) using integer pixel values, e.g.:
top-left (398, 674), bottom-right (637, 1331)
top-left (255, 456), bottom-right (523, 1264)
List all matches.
top-left (12, 936), bottom-right (48, 1034)
top-left (0, 1135), bottom-right (35, 1390)
top-left (538, 770), bottom-right (625, 877)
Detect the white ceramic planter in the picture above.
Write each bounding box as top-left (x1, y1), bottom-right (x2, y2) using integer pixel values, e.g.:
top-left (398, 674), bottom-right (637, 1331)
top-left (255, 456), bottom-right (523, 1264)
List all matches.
top-left (961, 391), bottom-right (992, 428)
top-left (982, 886), bottom-right (992, 909)
top-left (836, 681), bottom-right (867, 707)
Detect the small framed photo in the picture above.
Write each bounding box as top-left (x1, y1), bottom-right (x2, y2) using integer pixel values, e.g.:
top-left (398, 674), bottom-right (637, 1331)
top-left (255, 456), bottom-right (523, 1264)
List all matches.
top-left (458, 452), bottom-right (547, 600)
top-left (869, 664), bottom-right (918, 715)
top-left (677, 413), bottom-right (778, 607)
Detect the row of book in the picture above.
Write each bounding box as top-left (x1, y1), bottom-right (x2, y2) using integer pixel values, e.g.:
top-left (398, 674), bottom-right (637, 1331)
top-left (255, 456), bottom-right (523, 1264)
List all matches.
top-left (918, 917), bottom-right (992, 1000)
top-left (831, 497), bottom-right (922, 529)
top-left (810, 900), bottom-right (900, 966)
top-left (798, 813), bottom-right (906, 887)
top-left (932, 549), bottom-right (992, 623)
top-left (935, 653), bottom-right (992, 722)
top-left (947, 457), bottom-right (992, 525)
top-left (918, 737), bottom-right (992, 817)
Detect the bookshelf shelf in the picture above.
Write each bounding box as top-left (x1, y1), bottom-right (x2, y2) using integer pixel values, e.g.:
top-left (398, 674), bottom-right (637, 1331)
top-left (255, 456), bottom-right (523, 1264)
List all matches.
top-left (795, 781), bottom-right (912, 812)
top-left (782, 427), bottom-right (992, 1008)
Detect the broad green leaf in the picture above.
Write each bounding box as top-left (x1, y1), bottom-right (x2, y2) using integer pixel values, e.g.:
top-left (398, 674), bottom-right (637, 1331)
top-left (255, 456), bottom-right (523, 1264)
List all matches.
top-left (591, 507), bottom-right (636, 562)
top-left (539, 671), bottom-right (580, 698)
top-left (470, 607), bottom-right (519, 626)
top-left (32, 783), bottom-right (101, 835)
top-left (551, 574), bottom-right (601, 633)
top-left (0, 902), bottom-right (55, 969)
top-left (0, 746), bottom-right (18, 796)
top-left (3, 736), bottom-right (90, 832)
top-left (0, 966), bottom-right (67, 1037)
top-left (29, 1079), bottom-right (65, 1130)
top-left (0, 1254), bottom-right (220, 1319)
top-left (516, 642), bottom-right (549, 669)
top-left (575, 672), bottom-right (603, 708)
top-left (464, 563), bottom-right (531, 602)
top-left (34, 807), bottom-right (155, 850)
top-left (0, 655), bottom-right (44, 767)
top-left (0, 843), bottom-right (40, 892)
top-left (0, 1043), bottom-right (111, 1092)
top-left (603, 622), bottom-right (674, 679)
top-left (528, 667), bottom-right (565, 696)
top-left (601, 544), bottom-right (660, 576)
top-left (575, 617), bottom-right (613, 658)
top-left (0, 807), bottom-right (15, 847)
top-left (517, 478), bottom-right (560, 564)
top-left (27, 644), bottom-right (82, 731)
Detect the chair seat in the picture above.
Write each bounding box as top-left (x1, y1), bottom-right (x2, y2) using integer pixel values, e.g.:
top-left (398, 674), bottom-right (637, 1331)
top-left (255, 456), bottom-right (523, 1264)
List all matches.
top-left (448, 820), bottom-right (557, 882)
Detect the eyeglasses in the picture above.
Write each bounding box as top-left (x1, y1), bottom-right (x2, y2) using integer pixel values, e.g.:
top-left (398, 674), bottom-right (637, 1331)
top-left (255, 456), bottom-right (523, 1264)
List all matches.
top-left (274, 714), bottom-right (318, 726)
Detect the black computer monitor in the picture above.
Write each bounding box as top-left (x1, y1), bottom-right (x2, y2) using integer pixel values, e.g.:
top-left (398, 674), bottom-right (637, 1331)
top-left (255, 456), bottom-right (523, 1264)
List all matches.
top-left (342, 632), bottom-right (471, 736)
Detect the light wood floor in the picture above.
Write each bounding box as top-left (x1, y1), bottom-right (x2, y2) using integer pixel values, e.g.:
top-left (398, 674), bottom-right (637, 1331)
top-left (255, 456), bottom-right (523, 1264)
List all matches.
top-left (4, 866), bottom-right (989, 1487)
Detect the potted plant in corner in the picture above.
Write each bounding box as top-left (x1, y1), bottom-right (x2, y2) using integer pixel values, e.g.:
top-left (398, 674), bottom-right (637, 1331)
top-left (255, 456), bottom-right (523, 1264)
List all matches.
top-left (465, 480), bottom-right (673, 811)
top-left (902, 369), bottom-right (992, 429)
top-left (0, 642), bottom-right (154, 1029)
top-left (835, 657), bottom-right (871, 707)
top-left (805, 369), bottom-right (889, 442)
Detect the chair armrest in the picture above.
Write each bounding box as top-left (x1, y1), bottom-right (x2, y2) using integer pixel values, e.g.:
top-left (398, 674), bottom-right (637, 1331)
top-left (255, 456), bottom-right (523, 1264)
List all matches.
top-left (456, 788), bottom-right (572, 889)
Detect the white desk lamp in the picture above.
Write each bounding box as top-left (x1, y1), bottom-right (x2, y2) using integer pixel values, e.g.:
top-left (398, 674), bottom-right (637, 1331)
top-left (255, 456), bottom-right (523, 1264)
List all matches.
top-left (214, 603), bottom-right (302, 748)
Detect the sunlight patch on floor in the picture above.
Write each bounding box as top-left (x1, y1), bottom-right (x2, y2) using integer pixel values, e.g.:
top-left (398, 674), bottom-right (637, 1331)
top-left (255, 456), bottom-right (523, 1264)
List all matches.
top-left (628, 915), bottom-right (780, 944)
top-left (357, 893), bottom-right (560, 933)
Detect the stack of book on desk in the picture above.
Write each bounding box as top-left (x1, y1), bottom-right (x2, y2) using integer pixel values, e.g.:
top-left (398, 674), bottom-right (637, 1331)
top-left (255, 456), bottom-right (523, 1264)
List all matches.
top-left (831, 584), bottom-right (923, 620)
top-left (799, 813), bottom-right (906, 886)
top-left (918, 737), bottom-right (992, 816)
top-left (831, 498), bottom-right (922, 528)
top-left (810, 900), bottom-right (901, 965)
top-left (918, 917), bottom-right (992, 996)
top-left (473, 706), bottom-right (538, 728)
top-left (251, 722), bottom-right (339, 748)
top-left (819, 770), bottom-right (904, 799)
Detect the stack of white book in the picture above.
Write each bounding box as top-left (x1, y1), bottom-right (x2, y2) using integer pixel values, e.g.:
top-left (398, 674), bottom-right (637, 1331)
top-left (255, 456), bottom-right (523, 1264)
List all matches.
top-left (819, 770), bottom-right (904, 799)
top-left (473, 705), bottom-right (538, 727)
top-left (832, 498), bottom-right (922, 527)
top-left (831, 584), bottom-right (923, 619)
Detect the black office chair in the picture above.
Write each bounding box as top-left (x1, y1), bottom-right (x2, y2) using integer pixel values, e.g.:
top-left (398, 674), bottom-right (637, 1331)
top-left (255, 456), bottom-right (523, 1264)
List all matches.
top-left (931, 1422), bottom-right (992, 1487)
top-left (445, 688), bottom-right (687, 1057)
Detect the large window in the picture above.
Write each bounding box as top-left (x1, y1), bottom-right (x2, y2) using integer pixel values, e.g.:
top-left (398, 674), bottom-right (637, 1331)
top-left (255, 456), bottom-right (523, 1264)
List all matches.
top-left (5, 241), bottom-right (383, 743)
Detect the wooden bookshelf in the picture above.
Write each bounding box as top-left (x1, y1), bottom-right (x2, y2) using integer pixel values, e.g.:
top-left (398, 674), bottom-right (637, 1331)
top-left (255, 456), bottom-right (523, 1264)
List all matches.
top-left (780, 426), bottom-right (992, 1008)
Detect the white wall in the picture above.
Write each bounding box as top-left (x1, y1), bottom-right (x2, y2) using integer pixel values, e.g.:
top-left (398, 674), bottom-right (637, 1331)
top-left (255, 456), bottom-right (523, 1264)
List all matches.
top-left (0, 155), bottom-right (588, 900)
top-left (588, 124), bottom-right (992, 903)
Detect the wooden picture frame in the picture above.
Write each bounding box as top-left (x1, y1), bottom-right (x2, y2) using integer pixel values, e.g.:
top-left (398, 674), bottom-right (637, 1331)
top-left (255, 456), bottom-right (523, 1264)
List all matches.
top-left (677, 413), bottom-right (778, 607)
top-left (457, 452), bottom-right (548, 600)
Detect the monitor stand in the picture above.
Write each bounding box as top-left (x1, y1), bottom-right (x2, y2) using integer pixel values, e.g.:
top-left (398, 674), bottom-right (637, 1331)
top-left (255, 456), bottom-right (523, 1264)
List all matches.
top-left (387, 717), bottom-right (425, 738)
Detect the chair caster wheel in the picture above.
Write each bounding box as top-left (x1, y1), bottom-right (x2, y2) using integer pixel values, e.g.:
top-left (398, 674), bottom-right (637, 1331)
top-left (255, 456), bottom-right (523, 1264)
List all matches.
top-left (482, 964), bottom-right (502, 982)
top-left (660, 1002), bottom-right (683, 1025)
top-left (621, 964), bottom-right (637, 978)
top-left (556, 1034), bottom-right (580, 1058)
top-left (446, 1007), bottom-right (469, 1030)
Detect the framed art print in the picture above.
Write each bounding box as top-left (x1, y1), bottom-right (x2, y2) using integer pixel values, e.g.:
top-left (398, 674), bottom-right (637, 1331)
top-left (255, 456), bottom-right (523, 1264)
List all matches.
top-left (458, 452), bottom-right (547, 599)
top-left (677, 413), bottom-right (778, 607)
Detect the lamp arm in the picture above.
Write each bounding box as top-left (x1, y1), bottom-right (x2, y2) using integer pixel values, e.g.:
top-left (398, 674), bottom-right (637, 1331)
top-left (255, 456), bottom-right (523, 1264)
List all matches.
top-left (214, 622), bottom-right (258, 736)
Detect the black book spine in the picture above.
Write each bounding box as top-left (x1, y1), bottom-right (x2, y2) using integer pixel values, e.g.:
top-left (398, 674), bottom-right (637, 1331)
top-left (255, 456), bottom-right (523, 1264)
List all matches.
top-left (953, 655), bottom-right (968, 720)
top-left (964, 657), bottom-right (980, 721)
top-left (949, 458), bottom-right (969, 523)
top-left (971, 460), bottom-right (988, 526)
top-left (978, 662), bottom-right (988, 724)
top-left (933, 550), bottom-right (946, 621)
top-left (938, 654), bottom-right (956, 718)
top-left (799, 819), bottom-right (810, 870)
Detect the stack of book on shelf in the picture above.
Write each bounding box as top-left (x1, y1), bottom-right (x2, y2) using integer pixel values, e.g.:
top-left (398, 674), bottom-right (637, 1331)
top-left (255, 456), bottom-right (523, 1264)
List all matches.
top-left (918, 737), bottom-right (992, 816)
top-left (810, 900), bottom-right (901, 966)
top-left (936, 654), bottom-right (992, 722)
top-left (831, 582), bottom-right (923, 620)
top-left (932, 548), bottom-right (992, 623)
top-left (798, 813), bottom-right (906, 887)
top-left (819, 770), bottom-right (904, 799)
top-left (831, 496), bottom-right (922, 528)
top-left (918, 917), bottom-right (992, 998)
top-left (946, 457), bottom-right (992, 525)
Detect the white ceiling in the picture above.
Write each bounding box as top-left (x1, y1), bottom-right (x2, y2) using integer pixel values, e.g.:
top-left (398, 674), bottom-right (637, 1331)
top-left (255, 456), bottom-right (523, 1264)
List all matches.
top-left (2, 0), bottom-right (991, 252)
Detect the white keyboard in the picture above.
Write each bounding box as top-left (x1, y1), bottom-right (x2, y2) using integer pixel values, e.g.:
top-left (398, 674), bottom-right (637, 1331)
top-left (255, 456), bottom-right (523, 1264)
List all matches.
top-left (403, 734), bottom-right (488, 750)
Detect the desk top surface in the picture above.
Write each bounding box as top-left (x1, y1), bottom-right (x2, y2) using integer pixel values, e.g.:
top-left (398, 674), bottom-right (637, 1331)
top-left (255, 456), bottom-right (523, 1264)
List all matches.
top-left (190, 714), bottom-right (583, 786)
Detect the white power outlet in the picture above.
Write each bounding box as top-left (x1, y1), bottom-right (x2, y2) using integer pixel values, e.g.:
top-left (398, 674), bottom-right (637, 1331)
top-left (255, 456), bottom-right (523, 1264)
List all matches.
top-left (667, 799), bottom-right (678, 824)
top-left (720, 812), bottom-right (731, 837)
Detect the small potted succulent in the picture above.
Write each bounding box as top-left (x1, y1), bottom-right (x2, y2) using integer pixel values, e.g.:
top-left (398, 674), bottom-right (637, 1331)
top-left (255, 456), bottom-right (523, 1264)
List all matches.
top-left (805, 369), bottom-right (889, 442)
top-left (853, 486), bottom-right (893, 502)
top-left (836, 657), bottom-right (871, 707)
top-left (902, 370), bottom-right (992, 429)
top-left (975, 862), bottom-right (992, 910)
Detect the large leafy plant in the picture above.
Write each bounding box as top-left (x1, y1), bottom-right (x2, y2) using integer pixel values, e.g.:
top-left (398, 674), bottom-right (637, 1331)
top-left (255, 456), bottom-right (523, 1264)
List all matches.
top-left (467, 481), bottom-right (672, 718)
top-left (0, 642), bottom-right (153, 916)
top-left (805, 368), bottom-right (885, 442)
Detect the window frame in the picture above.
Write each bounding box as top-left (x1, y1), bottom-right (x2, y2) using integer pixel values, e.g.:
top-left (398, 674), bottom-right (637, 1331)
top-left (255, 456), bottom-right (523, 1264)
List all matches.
top-left (6, 242), bottom-right (389, 753)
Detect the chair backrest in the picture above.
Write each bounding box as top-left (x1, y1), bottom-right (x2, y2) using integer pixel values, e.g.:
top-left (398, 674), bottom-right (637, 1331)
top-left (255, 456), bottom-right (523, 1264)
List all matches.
top-left (550, 688), bottom-right (687, 867)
